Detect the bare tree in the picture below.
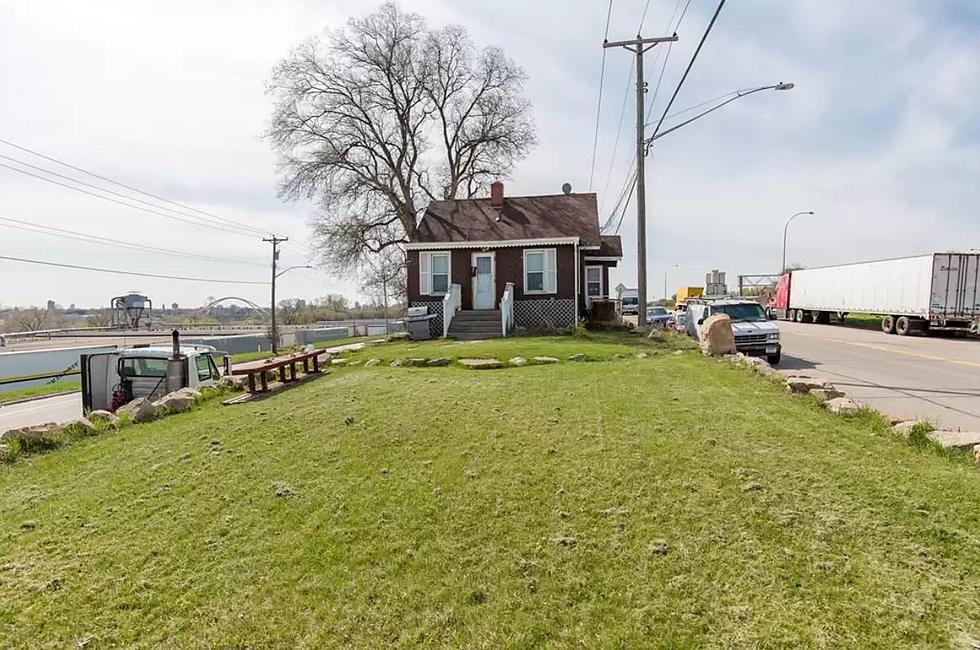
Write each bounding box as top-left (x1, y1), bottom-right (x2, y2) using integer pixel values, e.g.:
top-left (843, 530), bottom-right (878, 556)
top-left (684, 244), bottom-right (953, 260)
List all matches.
top-left (11, 307), bottom-right (49, 332)
top-left (266, 2), bottom-right (535, 272)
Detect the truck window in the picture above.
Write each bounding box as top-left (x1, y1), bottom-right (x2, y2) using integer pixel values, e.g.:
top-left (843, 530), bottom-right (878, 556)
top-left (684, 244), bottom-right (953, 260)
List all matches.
top-left (119, 357), bottom-right (168, 378)
top-left (195, 355), bottom-right (214, 382)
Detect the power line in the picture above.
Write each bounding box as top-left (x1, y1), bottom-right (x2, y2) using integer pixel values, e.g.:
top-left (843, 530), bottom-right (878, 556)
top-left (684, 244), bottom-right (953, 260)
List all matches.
top-left (0, 254), bottom-right (270, 285)
top-left (0, 137), bottom-right (270, 236)
top-left (0, 161), bottom-right (258, 238)
top-left (0, 216), bottom-right (266, 267)
top-left (588, 0), bottom-right (615, 191)
top-left (650, 0), bottom-right (727, 140)
top-left (0, 152), bottom-right (264, 238)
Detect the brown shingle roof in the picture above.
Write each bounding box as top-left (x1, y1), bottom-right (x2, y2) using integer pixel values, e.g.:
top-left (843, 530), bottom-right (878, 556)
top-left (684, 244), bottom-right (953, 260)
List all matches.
top-left (598, 235), bottom-right (622, 258)
top-left (414, 193), bottom-right (602, 246)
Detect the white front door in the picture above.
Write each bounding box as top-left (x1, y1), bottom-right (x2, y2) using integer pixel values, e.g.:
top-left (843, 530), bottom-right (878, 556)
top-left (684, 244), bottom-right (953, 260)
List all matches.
top-left (585, 266), bottom-right (603, 305)
top-left (472, 252), bottom-right (495, 310)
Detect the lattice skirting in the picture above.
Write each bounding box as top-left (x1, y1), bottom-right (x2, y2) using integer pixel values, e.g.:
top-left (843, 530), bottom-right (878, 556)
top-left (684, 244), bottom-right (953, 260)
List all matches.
top-left (513, 299), bottom-right (576, 331)
top-left (410, 301), bottom-right (444, 337)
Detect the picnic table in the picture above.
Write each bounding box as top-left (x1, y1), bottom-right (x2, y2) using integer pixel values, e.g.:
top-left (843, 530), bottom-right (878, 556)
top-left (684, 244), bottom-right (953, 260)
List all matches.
top-left (230, 349), bottom-right (325, 393)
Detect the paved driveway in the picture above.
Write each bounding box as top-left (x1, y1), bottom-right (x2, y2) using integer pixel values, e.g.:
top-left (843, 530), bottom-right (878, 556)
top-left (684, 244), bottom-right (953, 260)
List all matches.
top-left (776, 322), bottom-right (980, 431)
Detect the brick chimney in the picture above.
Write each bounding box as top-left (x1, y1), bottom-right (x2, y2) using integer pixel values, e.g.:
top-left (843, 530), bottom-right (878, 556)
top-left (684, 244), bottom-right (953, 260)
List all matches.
top-left (490, 180), bottom-right (504, 208)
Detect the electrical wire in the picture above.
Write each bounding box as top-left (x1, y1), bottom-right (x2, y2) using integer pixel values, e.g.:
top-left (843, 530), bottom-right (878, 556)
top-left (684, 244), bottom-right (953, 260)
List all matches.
top-left (0, 161), bottom-right (259, 238)
top-left (0, 153), bottom-right (268, 240)
top-left (0, 254), bottom-right (270, 284)
top-left (0, 137), bottom-right (270, 237)
top-left (650, 0), bottom-right (727, 140)
top-left (0, 216), bottom-right (266, 267)
top-left (588, 0), bottom-right (615, 191)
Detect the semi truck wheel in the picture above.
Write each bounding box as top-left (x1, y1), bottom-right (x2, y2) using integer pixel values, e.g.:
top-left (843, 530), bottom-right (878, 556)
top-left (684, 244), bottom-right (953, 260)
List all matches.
top-left (895, 316), bottom-right (912, 336)
top-left (881, 315), bottom-right (896, 334)
top-left (794, 309), bottom-right (805, 323)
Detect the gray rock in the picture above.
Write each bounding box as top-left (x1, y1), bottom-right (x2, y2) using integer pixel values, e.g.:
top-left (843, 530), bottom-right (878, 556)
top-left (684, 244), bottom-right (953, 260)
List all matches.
top-left (926, 430), bottom-right (980, 452)
top-left (0, 422), bottom-right (63, 446)
top-left (459, 358), bottom-right (502, 370)
top-left (426, 357), bottom-right (451, 367)
top-left (220, 375), bottom-right (247, 390)
top-left (364, 358), bottom-right (381, 367)
top-left (153, 391), bottom-right (195, 415)
top-left (893, 420), bottom-right (929, 434)
top-left (347, 360), bottom-right (362, 366)
top-left (64, 417), bottom-right (97, 435)
top-left (175, 387), bottom-right (201, 399)
top-left (331, 358), bottom-right (348, 366)
top-left (530, 356), bottom-right (559, 365)
top-left (509, 356), bottom-right (527, 366)
top-left (568, 353), bottom-right (586, 362)
top-left (785, 376), bottom-right (835, 394)
top-left (635, 352), bottom-right (649, 360)
top-left (118, 397), bottom-right (156, 423)
top-left (389, 358), bottom-right (403, 367)
top-left (825, 397), bottom-right (860, 416)
top-left (808, 387), bottom-right (845, 402)
top-left (405, 358), bottom-right (428, 367)
top-left (88, 409), bottom-right (120, 427)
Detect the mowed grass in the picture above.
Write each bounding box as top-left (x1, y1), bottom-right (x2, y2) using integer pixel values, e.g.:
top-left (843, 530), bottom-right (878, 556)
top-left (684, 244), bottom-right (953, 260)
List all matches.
top-left (0, 380), bottom-right (80, 405)
top-left (1, 338), bottom-right (979, 647)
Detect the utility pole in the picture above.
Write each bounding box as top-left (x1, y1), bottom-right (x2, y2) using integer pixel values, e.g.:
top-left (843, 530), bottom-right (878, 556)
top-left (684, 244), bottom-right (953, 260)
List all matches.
top-left (263, 235), bottom-right (288, 354)
top-left (604, 34), bottom-right (678, 331)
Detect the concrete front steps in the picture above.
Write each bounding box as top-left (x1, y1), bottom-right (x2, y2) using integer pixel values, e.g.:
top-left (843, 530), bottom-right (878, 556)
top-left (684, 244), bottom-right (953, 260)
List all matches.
top-left (448, 310), bottom-right (503, 340)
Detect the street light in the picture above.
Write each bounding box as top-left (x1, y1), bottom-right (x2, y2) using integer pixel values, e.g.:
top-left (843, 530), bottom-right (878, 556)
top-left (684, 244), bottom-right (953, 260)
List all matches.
top-left (647, 82), bottom-right (795, 145)
top-left (270, 264), bottom-right (314, 354)
top-left (782, 211), bottom-right (814, 273)
top-left (664, 264), bottom-right (679, 301)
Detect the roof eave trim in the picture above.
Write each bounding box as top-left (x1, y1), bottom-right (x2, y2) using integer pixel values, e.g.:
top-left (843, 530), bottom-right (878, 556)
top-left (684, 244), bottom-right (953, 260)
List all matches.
top-left (583, 256), bottom-right (622, 262)
top-left (405, 237), bottom-right (580, 250)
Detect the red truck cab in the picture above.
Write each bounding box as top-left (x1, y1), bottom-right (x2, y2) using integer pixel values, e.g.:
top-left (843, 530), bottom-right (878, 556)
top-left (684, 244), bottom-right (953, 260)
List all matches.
top-left (766, 273), bottom-right (792, 318)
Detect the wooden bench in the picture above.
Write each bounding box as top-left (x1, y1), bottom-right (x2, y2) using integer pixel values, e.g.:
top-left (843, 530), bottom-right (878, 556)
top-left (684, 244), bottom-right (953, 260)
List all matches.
top-left (230, 350), bottom-right (325, 394)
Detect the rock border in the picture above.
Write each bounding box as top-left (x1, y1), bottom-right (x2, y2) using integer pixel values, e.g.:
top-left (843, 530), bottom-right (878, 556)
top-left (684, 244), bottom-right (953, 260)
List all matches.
top-left (725, 352), bottom-right (979, 467)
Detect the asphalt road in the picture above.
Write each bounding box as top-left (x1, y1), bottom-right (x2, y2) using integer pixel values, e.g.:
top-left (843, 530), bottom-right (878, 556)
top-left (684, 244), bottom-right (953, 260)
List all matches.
top-left (777, 321), bottom-right (980, 431)
top-left (0, 392), bottom-right (82, 433)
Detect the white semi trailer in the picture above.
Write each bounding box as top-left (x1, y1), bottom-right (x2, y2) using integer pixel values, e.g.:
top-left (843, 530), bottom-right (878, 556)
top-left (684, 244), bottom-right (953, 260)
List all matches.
top-left (767, 251), bottom-right (980, 336)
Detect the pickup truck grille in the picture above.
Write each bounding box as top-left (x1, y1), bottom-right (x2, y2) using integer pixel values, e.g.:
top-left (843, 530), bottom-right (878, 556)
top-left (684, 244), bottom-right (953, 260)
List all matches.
top-left (735, 334), bottom-right (768, 345)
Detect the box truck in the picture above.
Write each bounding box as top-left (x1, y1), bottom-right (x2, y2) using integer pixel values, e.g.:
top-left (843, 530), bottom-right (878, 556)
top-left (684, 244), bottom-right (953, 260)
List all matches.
top-left (767, 252), bottom-right (980, 335)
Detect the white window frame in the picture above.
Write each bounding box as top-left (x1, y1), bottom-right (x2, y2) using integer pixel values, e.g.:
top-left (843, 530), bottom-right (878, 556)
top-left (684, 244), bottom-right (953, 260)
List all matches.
top-left (419, 250), bottom-right (452, 296)
top-left (523, 248), bottom-right (557, 295)
top-left (585, 265), bottom-right (604, 304)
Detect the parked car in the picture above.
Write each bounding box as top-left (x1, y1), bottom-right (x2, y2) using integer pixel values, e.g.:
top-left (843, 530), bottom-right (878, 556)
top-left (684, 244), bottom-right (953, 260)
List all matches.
top-left (685, 298), bottom-right (782, 364)
top-left (667, 311), bottom-right (687, 331)
top-left (646, 306), bottom-right (670, 328)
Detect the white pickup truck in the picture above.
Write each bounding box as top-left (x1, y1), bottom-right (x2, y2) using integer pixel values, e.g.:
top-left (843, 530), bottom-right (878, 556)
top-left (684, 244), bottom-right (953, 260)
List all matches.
top-left (81, 345), bottom-right (222, 413)
top-left (685, 298), bottom-right (782, 364)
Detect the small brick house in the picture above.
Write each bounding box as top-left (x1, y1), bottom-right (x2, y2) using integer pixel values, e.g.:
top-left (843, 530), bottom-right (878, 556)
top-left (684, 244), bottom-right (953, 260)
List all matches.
top-left (405, 181), bottom-right (622, 337)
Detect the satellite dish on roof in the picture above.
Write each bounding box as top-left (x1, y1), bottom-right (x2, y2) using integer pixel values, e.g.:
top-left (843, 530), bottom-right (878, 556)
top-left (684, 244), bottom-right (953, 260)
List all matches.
top-left (561, 182), bottom-right (572, 195)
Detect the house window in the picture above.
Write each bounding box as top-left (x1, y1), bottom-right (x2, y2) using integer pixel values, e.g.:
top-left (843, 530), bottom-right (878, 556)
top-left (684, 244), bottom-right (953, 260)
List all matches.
top-left (585, 266), bottom-right (603, 302)
top-left (420, 251), bottom-right (451, 295)
top-left (524, 248), bottom-right (557, 294)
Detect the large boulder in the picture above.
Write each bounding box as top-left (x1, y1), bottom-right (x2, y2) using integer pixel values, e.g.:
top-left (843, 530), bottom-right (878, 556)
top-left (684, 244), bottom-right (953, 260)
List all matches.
top-left (0, 422), bottom-right (63, 446)
top-left (699, 314), bottom-right (735, 356)
top-left (825, 397), bottom-right (860, 415)
top-left (64, 417), bottom-right (97, 436)
top-left (118, 397), bottom-right (156, 423)
top-left (88, 409), bottom-right (121, 428)
top-left (153, 390), bottom-right (195, 415)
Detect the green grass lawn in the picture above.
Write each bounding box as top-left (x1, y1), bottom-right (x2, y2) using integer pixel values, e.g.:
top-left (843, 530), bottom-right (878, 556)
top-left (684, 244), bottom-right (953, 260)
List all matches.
top-left (0, 380), bottom-right (81, 405)
top-left (1, 335), bottom-right (979, 647)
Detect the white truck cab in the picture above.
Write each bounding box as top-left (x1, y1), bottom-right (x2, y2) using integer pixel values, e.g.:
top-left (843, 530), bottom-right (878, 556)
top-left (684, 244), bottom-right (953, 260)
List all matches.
top-left (685, 299), bottom-right (782, 364)
top-left (81, 345), bottom-right (222, 412)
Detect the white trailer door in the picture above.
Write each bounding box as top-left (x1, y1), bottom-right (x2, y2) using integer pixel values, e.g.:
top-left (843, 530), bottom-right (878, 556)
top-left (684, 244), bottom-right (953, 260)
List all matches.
top-left (81, 353), bottom-right (118, 412)
top-left (932, 253), bottom-right (980, 318)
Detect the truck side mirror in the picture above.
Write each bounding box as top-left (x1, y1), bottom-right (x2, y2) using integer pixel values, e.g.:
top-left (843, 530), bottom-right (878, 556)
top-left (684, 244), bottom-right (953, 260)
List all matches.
top-left (698, 317), bottom-right (705, 325)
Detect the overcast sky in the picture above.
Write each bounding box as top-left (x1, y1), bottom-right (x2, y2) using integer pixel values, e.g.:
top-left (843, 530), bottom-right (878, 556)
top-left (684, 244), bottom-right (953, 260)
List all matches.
top-left (2, 0), bottom-right (978, 309)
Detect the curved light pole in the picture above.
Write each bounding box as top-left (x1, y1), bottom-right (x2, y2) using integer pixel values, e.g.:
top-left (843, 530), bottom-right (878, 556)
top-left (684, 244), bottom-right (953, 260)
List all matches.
top-left (648, 82), bottom-right (795, 145)
top-left (664, 264), bottom-right (679, 301)
top-left (271, 264), bottom-right (313, 353)
top-left (782, 211), bottom-right (814, 273)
